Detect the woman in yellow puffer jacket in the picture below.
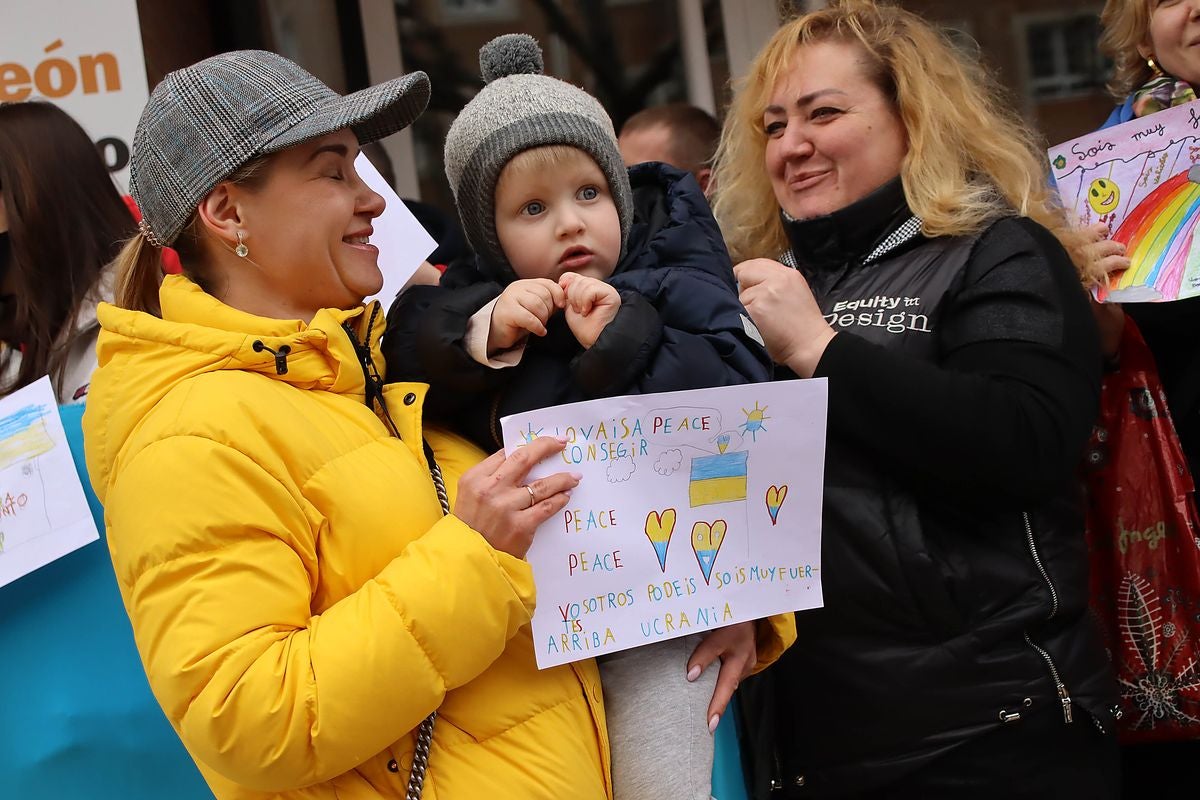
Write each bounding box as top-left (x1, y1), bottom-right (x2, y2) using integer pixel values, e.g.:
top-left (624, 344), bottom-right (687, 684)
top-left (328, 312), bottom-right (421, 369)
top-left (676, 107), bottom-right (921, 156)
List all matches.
top-left (84, 51), bottom-right (794, 800)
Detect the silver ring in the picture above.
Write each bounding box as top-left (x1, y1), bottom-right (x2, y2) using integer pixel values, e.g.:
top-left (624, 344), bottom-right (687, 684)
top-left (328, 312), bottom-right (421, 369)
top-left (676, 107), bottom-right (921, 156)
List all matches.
top-left (524, 484), bottom-right (537, 509)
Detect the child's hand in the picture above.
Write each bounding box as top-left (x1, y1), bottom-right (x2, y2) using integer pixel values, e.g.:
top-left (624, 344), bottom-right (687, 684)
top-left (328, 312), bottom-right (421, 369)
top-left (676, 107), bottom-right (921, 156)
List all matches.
top-left (559, 272), bottom-right (621, 349)
top-left (488, 278), bottom-right (566, 355)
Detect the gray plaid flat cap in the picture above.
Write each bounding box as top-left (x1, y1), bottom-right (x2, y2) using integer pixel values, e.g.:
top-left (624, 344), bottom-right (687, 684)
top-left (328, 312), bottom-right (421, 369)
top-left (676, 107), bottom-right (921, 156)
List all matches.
top-left (131, 50), bottom-right (430, 246)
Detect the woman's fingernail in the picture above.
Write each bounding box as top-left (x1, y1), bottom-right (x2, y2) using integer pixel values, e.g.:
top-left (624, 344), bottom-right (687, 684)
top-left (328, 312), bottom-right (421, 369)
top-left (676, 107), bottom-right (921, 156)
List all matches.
top-left (556, 435), bottom-right (569, 444)
top-left (570, 471), bottom-right (583, 481)
top-left (686, 665), bottom-right (702, 682)
top-left (708, 714), bottom-right (720, 734)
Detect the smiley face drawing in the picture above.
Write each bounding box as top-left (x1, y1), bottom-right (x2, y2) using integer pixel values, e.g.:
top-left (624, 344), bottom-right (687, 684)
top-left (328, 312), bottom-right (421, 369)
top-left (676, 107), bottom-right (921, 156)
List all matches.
top-left (1088, 178), bottom-right (1120, 215)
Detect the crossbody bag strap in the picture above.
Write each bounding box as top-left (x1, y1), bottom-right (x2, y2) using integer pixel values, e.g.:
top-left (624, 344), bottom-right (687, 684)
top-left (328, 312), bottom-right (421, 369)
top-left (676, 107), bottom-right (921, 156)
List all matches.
top-left (404, 440), bottom-right (451, 799)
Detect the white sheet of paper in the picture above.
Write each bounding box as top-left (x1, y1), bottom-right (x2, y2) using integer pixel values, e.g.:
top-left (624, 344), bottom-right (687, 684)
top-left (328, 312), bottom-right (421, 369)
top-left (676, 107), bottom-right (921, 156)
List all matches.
top-left (356, 154), bottom-right (438, 308)
top-left (0, 377), bottom-right (99, 588)
top-left (501, 379), bottom-right (828, 668)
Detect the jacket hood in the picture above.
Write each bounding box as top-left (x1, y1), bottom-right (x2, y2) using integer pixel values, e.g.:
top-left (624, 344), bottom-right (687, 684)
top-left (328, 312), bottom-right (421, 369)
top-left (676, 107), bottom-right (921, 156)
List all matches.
top-left (612, 161), bottom-right (735, 291)
top-left (86, 274), bottom-right (383, 498)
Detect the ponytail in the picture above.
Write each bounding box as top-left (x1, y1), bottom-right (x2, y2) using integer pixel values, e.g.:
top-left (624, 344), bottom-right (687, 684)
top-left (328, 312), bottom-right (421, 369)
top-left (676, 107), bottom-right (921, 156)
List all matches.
top-left (113, 232), bottom-right (164, 316)
top-left (113, 154), bottom-right (273, 316)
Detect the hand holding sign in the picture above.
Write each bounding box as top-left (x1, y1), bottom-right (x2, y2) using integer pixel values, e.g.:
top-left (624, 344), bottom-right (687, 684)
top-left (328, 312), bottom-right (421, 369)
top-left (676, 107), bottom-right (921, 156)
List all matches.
top-left (453, 437), bottom-right (580, 559)
top-left (502, 379), bottom-right (828, 668)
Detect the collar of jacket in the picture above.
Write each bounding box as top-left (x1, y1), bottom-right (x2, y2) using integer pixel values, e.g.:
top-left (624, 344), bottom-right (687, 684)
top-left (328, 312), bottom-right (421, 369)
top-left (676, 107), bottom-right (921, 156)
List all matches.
top-left (782, 176), bottom-right (919, 273)
top-left (99, 274), bottom-right (384, 401)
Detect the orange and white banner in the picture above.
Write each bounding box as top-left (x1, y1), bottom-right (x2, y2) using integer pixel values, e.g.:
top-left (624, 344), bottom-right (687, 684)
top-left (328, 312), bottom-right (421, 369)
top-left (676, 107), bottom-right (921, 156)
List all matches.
top-left (1, 0), bottom-right (149, 188)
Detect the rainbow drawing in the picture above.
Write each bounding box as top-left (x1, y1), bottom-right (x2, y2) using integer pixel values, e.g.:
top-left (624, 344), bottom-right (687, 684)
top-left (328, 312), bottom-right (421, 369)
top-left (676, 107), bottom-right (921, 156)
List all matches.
top-left (689, 451), bottom-right (748, 507)
top-left (1101, 165), bottom-right (1200, 302)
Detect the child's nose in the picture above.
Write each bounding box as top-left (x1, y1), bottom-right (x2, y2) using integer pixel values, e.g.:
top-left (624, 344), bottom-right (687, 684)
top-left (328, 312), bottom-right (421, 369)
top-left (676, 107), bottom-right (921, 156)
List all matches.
top-left (556, 208), bottom-right (585, 237)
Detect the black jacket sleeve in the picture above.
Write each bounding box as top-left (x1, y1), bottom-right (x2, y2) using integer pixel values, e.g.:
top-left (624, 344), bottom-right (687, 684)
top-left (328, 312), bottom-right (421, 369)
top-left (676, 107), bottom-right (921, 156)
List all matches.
top-left (381, 281), bottom-right (508, 422)
top-left (571, 291), bottom-right (664, 396)
top-left (813, 217), bottom-right (1101, 508)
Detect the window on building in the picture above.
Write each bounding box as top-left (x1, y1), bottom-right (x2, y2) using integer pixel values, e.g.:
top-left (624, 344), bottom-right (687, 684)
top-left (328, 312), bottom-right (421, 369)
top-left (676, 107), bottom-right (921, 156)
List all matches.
top-left (436, 0), bottom-right (518, 24)
top-left (1023, 12), bottom-right (1108, 98)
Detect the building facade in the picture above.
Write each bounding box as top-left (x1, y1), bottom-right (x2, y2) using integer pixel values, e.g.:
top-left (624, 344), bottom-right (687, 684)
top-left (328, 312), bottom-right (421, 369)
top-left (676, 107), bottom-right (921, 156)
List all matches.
top-left (133, 0), bottom-right (1116, 205)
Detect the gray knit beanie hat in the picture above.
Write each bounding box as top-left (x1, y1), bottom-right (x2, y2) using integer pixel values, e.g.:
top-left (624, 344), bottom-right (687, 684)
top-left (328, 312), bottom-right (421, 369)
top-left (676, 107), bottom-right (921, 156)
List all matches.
top-left (443, 34), bottom-right (633, 282)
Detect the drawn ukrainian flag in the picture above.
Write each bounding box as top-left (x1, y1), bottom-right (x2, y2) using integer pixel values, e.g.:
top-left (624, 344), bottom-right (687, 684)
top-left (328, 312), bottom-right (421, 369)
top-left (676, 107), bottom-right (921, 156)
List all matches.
top-left (689, 451), bottom-right (748, 507)
top-left (0, 404), bottom-right (54, 472)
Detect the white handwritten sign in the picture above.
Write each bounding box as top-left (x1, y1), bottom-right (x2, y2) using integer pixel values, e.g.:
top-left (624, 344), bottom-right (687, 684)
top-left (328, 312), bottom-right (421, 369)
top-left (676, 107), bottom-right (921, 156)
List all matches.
top-left (1049, 98), bottom-right (1200, 302)
top-left (0, 377), bottom-right (99, 588)
top-left (356, 154), bottom-right (437, 308)
top-left (502, 379), bottom-right (827, 668)
top-left (0, 0), bottom-right (150, 188)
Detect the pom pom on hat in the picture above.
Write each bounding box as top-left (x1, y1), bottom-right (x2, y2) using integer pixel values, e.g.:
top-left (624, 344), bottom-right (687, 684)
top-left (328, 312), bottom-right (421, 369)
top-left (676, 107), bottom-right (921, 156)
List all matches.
top-left (480, 33), bottom-right (544, 83)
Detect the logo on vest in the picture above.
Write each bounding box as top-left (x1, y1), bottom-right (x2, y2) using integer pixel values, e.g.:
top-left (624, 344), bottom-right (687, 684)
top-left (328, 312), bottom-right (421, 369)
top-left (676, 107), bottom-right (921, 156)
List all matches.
top-left (824, 294), bottom-right (931, 335)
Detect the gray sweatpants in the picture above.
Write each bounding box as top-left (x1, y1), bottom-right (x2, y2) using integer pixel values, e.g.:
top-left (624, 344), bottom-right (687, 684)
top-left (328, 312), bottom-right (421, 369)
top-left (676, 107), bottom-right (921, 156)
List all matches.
top-left (599, 633), bottom-right (717, 800)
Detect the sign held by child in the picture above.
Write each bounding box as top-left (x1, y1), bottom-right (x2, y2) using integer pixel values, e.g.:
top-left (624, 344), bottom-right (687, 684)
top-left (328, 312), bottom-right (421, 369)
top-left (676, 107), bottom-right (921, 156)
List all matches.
top-left (502, 378), bottom-right (827, 668)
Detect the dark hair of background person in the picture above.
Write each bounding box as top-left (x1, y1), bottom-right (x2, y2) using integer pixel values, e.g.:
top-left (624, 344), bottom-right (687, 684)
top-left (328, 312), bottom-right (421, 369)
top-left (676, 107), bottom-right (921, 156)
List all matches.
top-left (0, 101), bottom-right (134, 395)
top-left (619, 102), bottom-right (721, 176)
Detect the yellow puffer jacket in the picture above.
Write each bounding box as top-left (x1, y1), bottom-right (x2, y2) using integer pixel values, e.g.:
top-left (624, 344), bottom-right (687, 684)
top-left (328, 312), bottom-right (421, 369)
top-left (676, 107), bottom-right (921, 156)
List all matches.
top-left (83, 276), bottom-right (612, 800)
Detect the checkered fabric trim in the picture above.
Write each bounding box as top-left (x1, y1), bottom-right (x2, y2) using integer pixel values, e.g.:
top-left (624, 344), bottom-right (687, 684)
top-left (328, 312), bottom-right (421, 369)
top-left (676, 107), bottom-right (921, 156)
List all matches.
top-left (778, 215), bottom-right (924, 269)
top-left (862, 215), bottom-right (924, 265)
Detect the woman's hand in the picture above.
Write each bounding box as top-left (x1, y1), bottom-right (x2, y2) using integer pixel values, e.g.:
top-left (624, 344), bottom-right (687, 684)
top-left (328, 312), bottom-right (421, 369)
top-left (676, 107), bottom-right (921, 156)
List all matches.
top-left (688, 621), bottom-right (758, 733)
top-left (1081, 223), bottom-right (1128, 360)
top-left (487, 278), bottom-right (566, 355)
top-left (454, 436), bottom-right (581, 558)
top-left (734, 258), bottom-right (835, 377)
top-left (560, 272), bottom-right (621, 349)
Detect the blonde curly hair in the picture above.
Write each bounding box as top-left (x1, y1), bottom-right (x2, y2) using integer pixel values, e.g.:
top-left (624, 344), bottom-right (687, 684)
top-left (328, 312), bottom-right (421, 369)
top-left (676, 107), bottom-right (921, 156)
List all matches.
top-left (711, 0), bottom-right (1097, 282)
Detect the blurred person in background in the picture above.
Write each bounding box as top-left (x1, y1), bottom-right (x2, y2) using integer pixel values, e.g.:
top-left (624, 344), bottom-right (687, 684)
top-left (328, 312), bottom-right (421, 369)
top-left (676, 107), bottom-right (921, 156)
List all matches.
top-left (0, 99), bottom-right (209, 798)
top-left (619, 102), bottom-right (721, 195)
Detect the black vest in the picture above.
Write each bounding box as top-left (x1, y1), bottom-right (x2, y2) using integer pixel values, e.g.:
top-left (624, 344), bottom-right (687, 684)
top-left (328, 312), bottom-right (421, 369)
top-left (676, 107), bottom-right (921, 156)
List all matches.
top-left (741, 182), bottom-right (1117, 797)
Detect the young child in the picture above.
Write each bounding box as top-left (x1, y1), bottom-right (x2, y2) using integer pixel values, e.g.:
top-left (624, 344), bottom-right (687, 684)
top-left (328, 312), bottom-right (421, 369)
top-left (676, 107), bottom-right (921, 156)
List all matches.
top-left (384, 34), bottom-right (773, 800)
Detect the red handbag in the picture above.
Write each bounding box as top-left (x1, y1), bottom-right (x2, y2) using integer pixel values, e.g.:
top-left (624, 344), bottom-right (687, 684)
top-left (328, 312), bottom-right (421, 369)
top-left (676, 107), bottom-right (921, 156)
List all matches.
top-left (1083, 320), bottom-right (1200, 743)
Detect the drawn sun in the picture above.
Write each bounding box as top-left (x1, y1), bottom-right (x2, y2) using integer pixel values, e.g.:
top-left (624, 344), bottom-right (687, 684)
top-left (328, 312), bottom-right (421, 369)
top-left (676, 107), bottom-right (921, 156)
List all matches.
top-left (740, 402), bottom-right (769, 441)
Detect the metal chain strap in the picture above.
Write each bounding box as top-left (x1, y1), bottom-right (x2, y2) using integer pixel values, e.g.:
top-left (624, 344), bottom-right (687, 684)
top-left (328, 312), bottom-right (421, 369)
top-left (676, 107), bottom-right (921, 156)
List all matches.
top-left (404, 449), bottom-right (450, 799)
top-left (427, 454), bottom-right (451, 517)
top-left (405, 711), bottom-right (436, 800)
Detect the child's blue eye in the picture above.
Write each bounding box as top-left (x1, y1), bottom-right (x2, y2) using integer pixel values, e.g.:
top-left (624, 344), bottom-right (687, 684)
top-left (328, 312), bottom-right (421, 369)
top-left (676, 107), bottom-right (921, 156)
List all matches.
top-left (578, 186), bottom-right (599, 201)
top-left (523, 201), bottom-right (545, 215)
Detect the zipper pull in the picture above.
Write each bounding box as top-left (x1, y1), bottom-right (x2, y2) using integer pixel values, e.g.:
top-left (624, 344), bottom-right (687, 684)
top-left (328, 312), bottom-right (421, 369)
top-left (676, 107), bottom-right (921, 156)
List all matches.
top-left (1058, 683), bottom-right (1073, 724)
